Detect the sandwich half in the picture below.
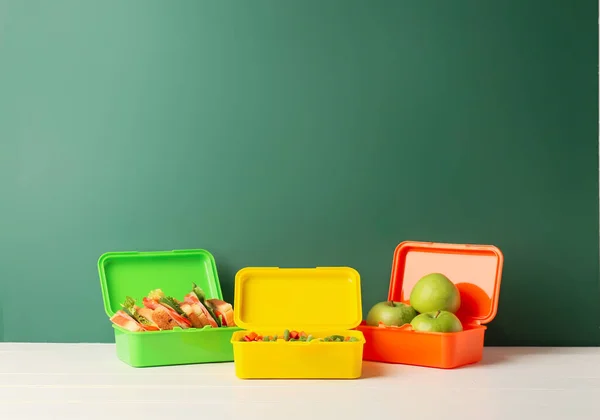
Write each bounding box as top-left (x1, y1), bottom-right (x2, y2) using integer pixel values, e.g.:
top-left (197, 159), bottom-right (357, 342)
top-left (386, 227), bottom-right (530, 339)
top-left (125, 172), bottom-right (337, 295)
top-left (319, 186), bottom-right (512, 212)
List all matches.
top-left (110, 297), bottom-right (160, 332)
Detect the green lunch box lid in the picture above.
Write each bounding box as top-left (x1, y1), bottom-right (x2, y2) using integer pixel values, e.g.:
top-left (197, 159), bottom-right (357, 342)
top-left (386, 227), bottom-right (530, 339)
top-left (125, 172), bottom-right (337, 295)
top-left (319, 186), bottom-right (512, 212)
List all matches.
top-left (98, 249), bottom-right (223, 318)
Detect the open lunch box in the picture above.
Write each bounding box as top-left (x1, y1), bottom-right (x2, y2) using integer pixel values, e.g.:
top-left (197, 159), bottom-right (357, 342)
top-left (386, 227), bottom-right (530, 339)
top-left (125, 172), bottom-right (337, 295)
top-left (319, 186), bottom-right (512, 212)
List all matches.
top-left (357, 241), bottom-right (504, 369)
top-left (231, 267), bottom-right (365, 379)
top-left (98, 249), bottom-right (240, 367)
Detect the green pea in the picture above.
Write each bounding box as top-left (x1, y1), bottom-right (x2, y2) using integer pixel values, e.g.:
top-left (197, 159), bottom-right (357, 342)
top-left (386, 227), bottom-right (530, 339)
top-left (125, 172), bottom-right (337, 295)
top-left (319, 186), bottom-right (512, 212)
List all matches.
top-left (284, 329), bottom-right (290, 341)
top-left (263, 336), bottom-right (270, 342)
top-left (273, 335), bottom-right (278, 341)
top-left (307, 335), bottom-right (313, 342)
top-left (349, 337), bottom-right (359, 342)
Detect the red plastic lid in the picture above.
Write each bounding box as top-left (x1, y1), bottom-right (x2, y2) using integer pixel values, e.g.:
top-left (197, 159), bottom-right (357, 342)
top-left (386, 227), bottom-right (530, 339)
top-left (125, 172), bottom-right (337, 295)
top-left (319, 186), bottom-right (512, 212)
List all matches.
top-left (388, 241), bottom-right (504, 324)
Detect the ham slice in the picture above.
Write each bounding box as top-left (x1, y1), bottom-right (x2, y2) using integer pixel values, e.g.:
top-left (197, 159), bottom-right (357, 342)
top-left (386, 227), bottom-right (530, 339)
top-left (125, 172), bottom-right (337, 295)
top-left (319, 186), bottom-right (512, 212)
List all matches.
top-left (110, 310), bottom-right (144, 332)
top-left (142, 297), bottom-right (160, 310)
top-left (183, 293), bottom-right (201, 305)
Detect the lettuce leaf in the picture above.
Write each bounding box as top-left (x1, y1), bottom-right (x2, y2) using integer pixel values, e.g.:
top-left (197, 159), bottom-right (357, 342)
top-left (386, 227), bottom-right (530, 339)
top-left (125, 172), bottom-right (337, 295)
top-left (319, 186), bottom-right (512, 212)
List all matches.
top-left (121, 296), bottom-right (153, 326)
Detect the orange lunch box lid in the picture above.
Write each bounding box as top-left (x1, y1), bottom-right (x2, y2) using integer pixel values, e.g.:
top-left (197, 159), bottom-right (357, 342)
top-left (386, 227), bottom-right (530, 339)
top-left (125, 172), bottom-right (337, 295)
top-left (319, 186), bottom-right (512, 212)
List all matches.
top-left (388, 241), bottom-right (504, 324)
top-left (233, 267), bottom-right (362, 331)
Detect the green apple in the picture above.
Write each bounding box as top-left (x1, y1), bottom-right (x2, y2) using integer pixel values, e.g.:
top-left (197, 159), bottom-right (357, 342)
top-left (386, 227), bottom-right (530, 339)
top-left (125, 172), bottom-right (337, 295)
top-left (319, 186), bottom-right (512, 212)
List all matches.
top-left (409, 272), bottom-right (461, 314)
top-left (366, 301), bottom-right (417, 327)
top-left (410, 310), bottom-right (463, 333)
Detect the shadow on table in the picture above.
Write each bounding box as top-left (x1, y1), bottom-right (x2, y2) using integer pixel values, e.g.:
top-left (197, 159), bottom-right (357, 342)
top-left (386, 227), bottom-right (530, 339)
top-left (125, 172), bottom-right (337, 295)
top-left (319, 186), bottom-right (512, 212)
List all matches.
top-left (475, 349), bottom-right (510, 366)
top-left (361, 361), bottom-right (389, 378)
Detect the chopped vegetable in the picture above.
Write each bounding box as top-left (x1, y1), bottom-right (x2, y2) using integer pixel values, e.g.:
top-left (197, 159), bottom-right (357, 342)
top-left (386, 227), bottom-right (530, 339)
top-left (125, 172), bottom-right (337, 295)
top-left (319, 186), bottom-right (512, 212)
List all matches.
top-left (240, 331), bottom-right (361, 342)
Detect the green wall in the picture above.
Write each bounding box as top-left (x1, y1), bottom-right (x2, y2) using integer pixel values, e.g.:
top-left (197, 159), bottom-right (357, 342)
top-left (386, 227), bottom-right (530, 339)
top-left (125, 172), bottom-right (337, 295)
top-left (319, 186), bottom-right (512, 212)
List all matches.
top-left (0, 0), bottom-right (598, 345)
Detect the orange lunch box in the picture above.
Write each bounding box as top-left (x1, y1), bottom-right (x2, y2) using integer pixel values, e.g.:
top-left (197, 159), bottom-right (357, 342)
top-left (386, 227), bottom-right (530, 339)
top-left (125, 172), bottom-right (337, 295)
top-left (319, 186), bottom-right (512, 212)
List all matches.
top-left (357, 241), bottom-right (503, 369)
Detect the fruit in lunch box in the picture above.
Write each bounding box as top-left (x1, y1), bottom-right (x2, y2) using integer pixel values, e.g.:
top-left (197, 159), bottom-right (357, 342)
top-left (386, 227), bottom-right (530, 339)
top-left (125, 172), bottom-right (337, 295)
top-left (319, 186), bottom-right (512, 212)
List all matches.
top-left (410, 310), bottom-right (463, 333)
top-left (365, 301), bottom-right (417, 327)
top-left (409, 273), bottom-right (461, 314)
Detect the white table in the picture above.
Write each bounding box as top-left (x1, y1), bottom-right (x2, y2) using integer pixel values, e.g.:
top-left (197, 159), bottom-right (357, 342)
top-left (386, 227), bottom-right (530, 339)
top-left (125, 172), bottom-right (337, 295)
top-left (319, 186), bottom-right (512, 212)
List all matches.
top-left (0, 343), bottom-right (598, 419)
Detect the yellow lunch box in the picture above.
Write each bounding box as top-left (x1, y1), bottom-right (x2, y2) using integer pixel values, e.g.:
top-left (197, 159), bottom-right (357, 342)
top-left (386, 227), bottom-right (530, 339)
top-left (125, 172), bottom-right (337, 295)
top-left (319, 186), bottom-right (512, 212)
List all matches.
top-left (231, 267), bottom-right (365, 379)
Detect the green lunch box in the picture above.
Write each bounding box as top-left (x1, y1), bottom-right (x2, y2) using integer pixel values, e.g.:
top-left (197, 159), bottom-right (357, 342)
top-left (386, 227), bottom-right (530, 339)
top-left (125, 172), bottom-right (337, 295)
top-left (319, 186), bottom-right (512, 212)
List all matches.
top-left (98, 249), bottom-right (240, 367)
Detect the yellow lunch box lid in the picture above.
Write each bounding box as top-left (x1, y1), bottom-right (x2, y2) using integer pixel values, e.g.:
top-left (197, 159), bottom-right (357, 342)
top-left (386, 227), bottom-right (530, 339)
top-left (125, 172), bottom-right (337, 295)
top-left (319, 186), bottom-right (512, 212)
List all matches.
top-left (233, 267), bottom-right (362, 331)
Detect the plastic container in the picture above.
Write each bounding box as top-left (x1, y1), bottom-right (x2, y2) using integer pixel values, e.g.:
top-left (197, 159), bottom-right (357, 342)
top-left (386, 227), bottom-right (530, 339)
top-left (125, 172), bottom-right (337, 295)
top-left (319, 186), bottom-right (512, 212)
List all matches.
top-left (98, 249), bottom-right (240, 367)
top-left (231, 267), bottom-right (365, 379)
top-left (357, 241), bottom-right (503, 369)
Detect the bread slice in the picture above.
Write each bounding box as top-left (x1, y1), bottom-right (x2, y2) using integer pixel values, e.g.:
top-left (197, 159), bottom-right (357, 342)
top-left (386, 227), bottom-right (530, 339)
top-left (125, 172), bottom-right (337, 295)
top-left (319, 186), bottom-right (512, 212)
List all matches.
top-left (180, 302), bottom-right (209, 328)
top-left (150, 306), bottom-right (178, 330)
top-left (207, 299), bottom-right (235, 326)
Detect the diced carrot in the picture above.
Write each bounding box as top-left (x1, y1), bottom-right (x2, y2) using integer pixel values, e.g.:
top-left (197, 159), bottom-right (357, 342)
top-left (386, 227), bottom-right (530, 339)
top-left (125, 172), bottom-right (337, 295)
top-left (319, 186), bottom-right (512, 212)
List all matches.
top-left (243, 336), bottom-right (251, 342)
top-left (248, 332), bottom-right (258, 340)
top-left (256, 335), bottom-right (263, 341)
top-left (290, 330), bottom-right (299, 339)
top-left (345, 337), bottom-right (350, 341)
top-left (300, 331), bottom-right (307, 338)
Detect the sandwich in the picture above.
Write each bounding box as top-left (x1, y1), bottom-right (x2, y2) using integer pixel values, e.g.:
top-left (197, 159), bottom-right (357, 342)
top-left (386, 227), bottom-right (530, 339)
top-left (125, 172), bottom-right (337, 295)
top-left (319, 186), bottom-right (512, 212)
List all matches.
top-left (142, 289), bottom-right (192, 330)
top-left (109, 284), bottom-right (235, 331)
top-left (179, 284), bottom-right (219, 327)
top-left (109, 297), bottom-right (160, 332)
